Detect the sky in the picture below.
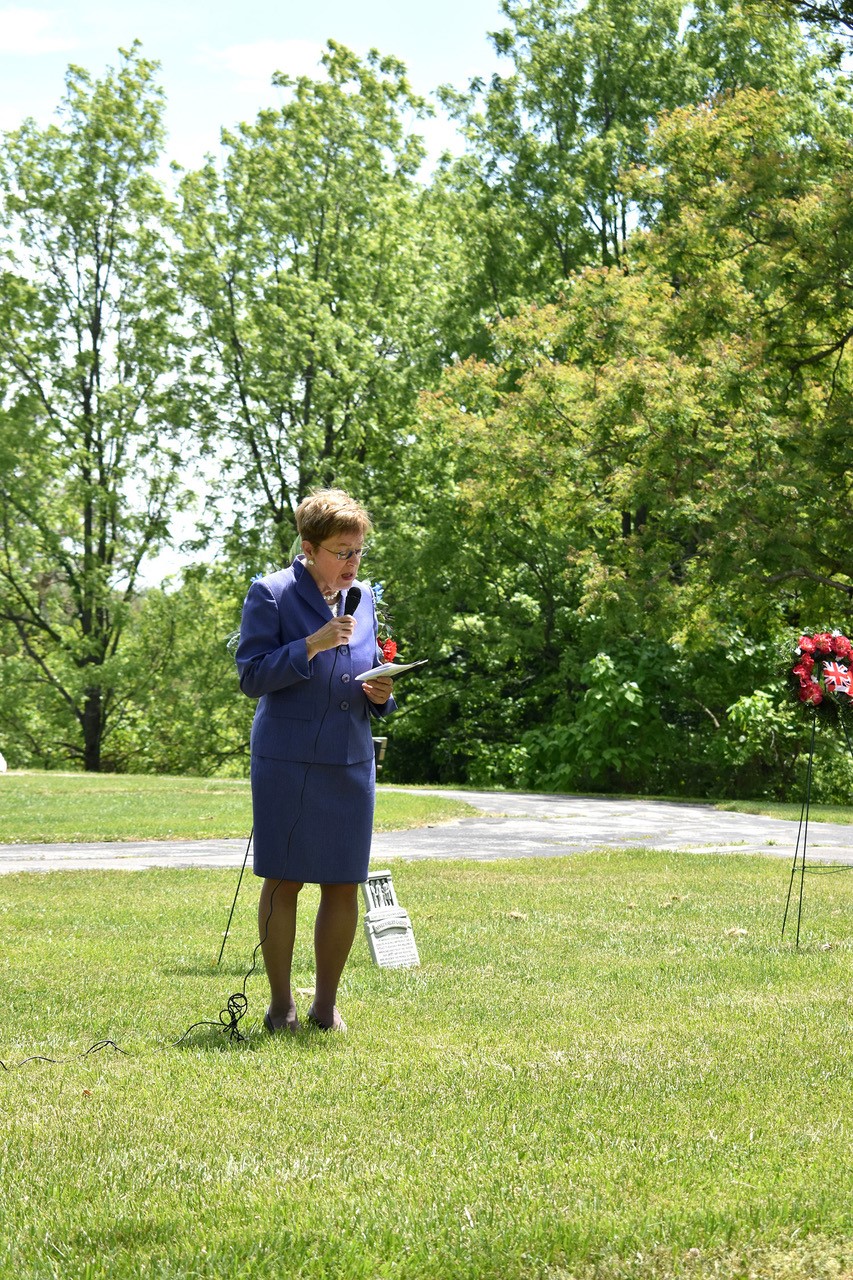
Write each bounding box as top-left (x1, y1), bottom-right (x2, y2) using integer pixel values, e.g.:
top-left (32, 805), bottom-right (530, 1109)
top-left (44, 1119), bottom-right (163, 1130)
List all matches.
top-left (0, 0), bottom-right (508, 173)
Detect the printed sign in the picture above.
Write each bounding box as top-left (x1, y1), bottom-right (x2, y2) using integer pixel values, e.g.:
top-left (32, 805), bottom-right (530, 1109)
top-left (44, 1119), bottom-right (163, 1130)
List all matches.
top-left (360, 870), bottom-right (420, 969)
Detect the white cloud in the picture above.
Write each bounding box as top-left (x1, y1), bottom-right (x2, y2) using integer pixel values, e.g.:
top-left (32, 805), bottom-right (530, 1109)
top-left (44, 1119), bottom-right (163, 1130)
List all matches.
top-left (200, 39), bottom-right (326, 96)
top-left (0, 7), bottom-right (77, 54)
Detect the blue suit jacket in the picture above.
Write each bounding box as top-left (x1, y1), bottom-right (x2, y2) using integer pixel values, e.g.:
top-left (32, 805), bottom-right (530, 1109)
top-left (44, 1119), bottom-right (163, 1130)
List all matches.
top-left (235, 558), bottom-right (395, 764)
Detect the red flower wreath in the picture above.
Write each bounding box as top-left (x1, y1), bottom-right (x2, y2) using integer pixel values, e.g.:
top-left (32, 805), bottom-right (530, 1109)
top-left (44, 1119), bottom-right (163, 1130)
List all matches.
top-left (790, 630), bottom-right (853, 714)
top-left (381, 637), bottom-right (398, 662)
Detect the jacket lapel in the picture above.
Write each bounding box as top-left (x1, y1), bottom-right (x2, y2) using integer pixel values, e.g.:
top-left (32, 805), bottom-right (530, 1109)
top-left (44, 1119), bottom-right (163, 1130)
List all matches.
top-left (293, 556), bottom-right (333, 621)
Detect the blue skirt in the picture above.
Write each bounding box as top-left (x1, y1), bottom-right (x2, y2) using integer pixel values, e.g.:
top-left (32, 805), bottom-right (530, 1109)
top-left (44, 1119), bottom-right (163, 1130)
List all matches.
top-left (250, 754), bottom-right (375, 883)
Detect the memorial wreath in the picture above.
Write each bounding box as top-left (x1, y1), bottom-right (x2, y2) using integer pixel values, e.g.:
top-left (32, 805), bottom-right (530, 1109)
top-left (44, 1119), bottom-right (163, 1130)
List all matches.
top-left (788, 629), bottom-right (853, 724)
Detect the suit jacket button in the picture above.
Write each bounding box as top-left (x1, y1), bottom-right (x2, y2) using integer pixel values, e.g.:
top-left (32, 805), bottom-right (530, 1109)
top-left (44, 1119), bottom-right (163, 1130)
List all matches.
top-left (340, 700), bottom-right (350, 710)
top-left (341, 673), bottom-right (351, 684)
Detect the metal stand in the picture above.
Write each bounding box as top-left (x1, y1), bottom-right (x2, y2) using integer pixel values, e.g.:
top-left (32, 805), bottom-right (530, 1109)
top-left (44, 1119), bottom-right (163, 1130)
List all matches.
top-left (781, 711), bottom-right (853, 946)
top-left (216, 828), bottom-right (253, 965)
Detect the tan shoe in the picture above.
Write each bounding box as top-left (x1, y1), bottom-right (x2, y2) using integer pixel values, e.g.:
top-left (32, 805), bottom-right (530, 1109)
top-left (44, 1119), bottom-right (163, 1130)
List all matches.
top-left (263, 1008), bottom-right (300, 1034)
top-left (306, 1005), bottom-right (347, 1033)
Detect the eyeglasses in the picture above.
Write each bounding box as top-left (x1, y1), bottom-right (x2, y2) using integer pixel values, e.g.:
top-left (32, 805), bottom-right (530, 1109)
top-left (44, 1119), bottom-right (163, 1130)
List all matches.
top-left (319, 544), bottom-right (370, 562)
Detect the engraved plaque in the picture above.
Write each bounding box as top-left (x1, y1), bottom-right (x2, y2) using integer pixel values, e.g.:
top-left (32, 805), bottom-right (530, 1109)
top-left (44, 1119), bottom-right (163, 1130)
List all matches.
top-left (361, 870), bottom-right (420, 969)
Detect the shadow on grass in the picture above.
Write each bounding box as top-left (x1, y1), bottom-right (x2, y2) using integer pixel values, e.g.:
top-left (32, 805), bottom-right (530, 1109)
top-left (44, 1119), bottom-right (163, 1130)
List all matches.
top-left (161, 962), bottom-right (252, 979)
top-left (168, 1021), bottom-right (342, 1055)
top-left (169, 1025), bottom-right (260, 1052)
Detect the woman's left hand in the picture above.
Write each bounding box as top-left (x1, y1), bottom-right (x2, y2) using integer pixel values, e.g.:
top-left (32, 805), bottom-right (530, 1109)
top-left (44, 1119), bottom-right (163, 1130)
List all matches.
top-left (362, 676), bottom-right (394, 705)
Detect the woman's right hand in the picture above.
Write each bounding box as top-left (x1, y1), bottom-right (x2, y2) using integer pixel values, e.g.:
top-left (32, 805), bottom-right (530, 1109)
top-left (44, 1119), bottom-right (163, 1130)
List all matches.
top-left (306, 615), bottom-right (357, 659)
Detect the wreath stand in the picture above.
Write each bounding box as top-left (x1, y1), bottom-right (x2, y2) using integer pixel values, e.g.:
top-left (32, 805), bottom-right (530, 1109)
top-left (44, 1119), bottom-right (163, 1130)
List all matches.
top-left (781, 709), bottom-right (853, 947)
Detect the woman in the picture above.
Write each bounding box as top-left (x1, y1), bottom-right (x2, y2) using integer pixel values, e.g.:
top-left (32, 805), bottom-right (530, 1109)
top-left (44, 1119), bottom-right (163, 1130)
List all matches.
top-left (235, 489), bottom-right (395, 1033)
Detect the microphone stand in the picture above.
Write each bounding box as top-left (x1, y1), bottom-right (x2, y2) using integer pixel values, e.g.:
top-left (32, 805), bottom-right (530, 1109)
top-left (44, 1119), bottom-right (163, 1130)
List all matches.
top-left (216, 827), bottom-right (253, 965)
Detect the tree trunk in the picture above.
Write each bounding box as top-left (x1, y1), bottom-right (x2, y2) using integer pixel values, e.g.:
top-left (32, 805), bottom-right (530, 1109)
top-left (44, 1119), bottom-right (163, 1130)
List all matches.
top-left (82, 686), bottom-right (103, 771)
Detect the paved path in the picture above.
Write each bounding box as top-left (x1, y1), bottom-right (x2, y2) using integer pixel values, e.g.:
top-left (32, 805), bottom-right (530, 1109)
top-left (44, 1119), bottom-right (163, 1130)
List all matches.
top-left (1, 790), bottom-right (851, 874)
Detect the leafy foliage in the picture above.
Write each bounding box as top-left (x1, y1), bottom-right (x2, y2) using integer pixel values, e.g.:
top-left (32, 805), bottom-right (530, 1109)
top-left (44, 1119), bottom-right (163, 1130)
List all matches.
top-left (754, 0), bottom-right (853, 34)
top-left (434, 0), bottom-right (831, 357)
top-left (381, 80), bottom-right (853, 795)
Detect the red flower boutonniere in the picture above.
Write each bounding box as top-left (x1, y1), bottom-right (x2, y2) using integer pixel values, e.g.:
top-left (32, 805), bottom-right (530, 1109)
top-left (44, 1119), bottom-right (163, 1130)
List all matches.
top-left (367, 581), bottom-right (396, 662)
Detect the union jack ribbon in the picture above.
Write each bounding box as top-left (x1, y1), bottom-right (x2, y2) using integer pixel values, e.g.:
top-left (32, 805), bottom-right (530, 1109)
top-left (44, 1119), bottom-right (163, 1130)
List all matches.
top-left (823, 660), bottom-right (851, 694)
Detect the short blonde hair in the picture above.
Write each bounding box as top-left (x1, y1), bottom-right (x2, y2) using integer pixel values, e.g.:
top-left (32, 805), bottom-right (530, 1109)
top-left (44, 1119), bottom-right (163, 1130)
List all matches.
top-left (295, 489), bottom-right (372, 545)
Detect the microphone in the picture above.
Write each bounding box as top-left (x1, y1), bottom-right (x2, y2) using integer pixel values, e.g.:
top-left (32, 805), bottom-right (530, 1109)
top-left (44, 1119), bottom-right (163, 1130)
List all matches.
top-left (339, 586), bottom-right (361, 648)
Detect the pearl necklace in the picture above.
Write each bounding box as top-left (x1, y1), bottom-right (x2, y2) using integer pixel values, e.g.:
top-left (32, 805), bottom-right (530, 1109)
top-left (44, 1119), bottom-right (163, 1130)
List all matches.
top-left (322, 590), bottom-right (340, 605)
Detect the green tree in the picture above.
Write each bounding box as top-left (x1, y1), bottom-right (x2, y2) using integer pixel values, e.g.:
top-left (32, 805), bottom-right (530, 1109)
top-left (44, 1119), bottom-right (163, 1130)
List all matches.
top-left (0, 45), bottom-right (189, 770)
top-left (176, 41), bottom-right (454, 568)
top-left (631, 86), bottom-right (853, 605)
top-left (102, 567), bottom-right (254, 776)
top-left (437, 0), bottom-right (685, 351)
top-left (681, 0), bottom-right (834, 97)
top-left (753, 0), bottom-right (853, 33)
top-left (384, 81), bottom-right (853, 794)
top-left (436, 0), bottom-right (835, 357)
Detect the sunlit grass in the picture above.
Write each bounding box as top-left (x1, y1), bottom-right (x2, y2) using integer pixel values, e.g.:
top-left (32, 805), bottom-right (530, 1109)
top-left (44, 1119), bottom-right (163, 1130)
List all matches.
top-left (0, 851), bottom-right (851, 1279)
top-left (0, 771), bottom-right (476, 842)
top-left (716, 798), bottom-right (853, 824)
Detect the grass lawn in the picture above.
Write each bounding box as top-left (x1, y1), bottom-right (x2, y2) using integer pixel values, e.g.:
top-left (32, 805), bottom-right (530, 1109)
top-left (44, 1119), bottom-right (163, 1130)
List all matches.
top-left (0, 851), bottom-right (851, 1279)
top-left (0, 771), bottom-right (477, 843)
top-left (717, 798), bottom-right (853, 825)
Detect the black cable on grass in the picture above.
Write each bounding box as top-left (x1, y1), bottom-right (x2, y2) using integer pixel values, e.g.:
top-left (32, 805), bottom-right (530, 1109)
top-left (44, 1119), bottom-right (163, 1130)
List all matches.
top-left (1, 1039), bottom-right (129, 1071)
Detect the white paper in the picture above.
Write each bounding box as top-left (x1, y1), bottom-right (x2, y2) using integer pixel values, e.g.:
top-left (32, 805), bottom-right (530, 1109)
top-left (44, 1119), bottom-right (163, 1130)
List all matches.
top-left (355, 659), bottom-right (428, 682)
